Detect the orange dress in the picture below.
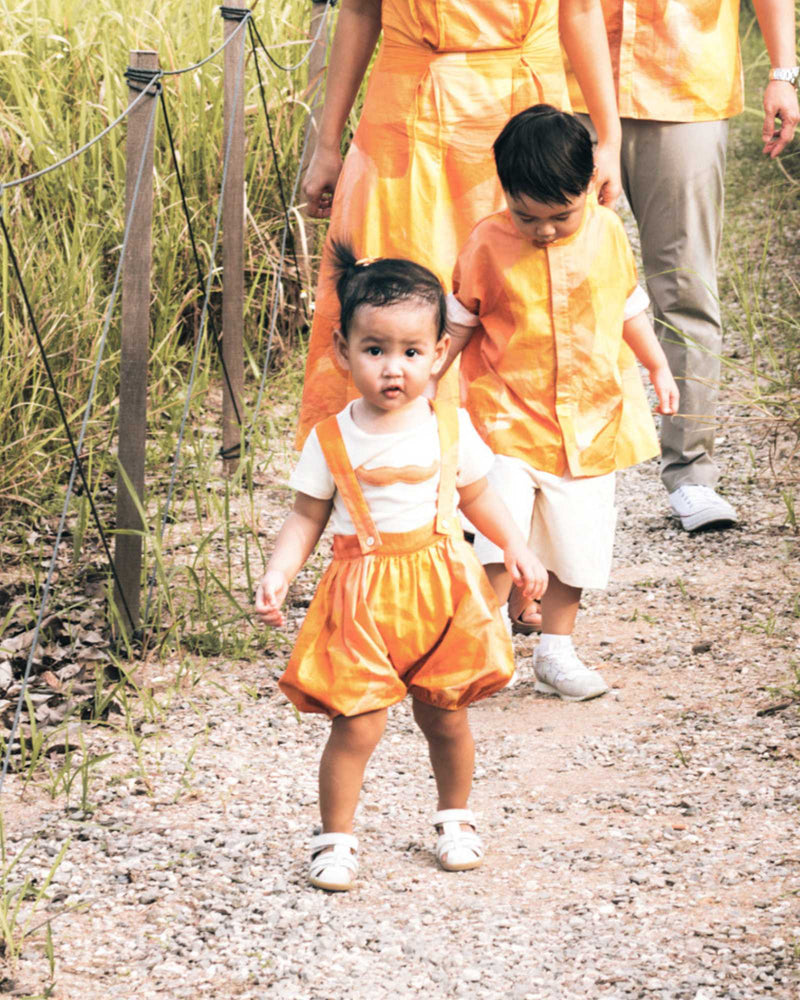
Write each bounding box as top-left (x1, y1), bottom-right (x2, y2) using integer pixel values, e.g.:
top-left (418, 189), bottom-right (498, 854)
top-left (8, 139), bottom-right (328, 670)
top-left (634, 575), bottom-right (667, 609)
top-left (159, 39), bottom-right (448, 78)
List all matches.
top-left (295, 0), bottom-right (571, 447)
top-left (279, 402), bottom-right (514, 718)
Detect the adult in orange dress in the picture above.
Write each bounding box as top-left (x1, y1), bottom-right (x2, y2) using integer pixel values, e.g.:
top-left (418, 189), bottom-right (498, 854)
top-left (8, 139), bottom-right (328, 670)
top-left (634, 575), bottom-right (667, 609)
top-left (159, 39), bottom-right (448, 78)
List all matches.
top-left (566, 0), bottom-right (799, 531)
top-left (295, 0), bottom-right (623, 447)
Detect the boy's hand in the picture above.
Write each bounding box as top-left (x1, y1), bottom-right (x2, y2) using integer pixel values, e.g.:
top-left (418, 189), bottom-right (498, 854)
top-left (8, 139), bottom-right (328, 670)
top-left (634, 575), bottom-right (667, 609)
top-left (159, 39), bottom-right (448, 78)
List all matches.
top-left (650, 365), bottom-right (680, 416)
top-left (503, 542), bottom-right (548, 601)
top-left (255, 570), bottom-right (289, 627)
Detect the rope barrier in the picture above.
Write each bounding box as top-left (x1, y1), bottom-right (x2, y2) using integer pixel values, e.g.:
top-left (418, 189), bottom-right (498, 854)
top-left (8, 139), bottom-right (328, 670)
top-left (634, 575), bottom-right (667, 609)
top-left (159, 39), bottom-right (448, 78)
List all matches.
top-left (1, 11), bottom-right (253, 192)
top-left (247, 6), bottom-right (335, 435)
top-left (257, 0), bottom-right (335, 72)
top-left (248, 17), bottom-right (308, 318)
top-left (160, 10), bottom-right (251, 77)
top-left (158, 88), bottom-right (244, 430)
top-left (1, 3), bottom-right (335, 787)
top-left (0, 94), bottom-right (160, 793)
top-left (1, 75), bottom-right (160, 190)
top-left (143, 11), bottom-right (250, 623)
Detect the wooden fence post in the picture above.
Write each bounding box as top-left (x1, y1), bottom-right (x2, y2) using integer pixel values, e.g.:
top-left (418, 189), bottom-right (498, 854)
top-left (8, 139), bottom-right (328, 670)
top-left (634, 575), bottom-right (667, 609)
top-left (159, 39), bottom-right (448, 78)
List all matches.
top-left (114, 49), bottom-right (158, 637)
top-left (221, 2), bottom-right (247, 471)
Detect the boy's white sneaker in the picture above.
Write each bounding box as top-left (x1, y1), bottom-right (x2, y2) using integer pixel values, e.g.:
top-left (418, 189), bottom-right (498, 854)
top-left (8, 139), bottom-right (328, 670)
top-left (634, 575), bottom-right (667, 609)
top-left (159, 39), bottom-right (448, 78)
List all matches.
top-left (668, 484), bottom-right (738, 532)
top-left (533, 646), bottom-right (609, 702)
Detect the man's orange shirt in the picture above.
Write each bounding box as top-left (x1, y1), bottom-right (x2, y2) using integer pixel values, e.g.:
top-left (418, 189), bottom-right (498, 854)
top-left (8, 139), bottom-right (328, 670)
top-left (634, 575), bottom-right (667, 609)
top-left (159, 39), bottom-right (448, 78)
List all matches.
top-left (453, 200), bottom-right (659, 478)
top-left (567, 0), bottom-right (743, 121)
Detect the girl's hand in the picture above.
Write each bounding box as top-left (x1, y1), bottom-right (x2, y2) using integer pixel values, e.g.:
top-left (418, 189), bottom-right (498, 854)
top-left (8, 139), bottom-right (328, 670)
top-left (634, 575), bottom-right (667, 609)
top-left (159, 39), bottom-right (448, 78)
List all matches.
top-left (503, 543), bottom-right (549, 601)
top-left (650, 364), bottom-right (680, 416)
top-left (255, 570), bottom-right (289, 627)
top-left (302, 144), bottom-right (343, 218)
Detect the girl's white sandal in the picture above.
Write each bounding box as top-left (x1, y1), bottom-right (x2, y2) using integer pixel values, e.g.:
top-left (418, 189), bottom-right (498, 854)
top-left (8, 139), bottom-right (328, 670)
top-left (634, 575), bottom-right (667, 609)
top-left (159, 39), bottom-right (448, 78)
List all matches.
top-left (308, 832), bottom-right (359, 891)
top-left (432, 808), bottom-right (484, 872)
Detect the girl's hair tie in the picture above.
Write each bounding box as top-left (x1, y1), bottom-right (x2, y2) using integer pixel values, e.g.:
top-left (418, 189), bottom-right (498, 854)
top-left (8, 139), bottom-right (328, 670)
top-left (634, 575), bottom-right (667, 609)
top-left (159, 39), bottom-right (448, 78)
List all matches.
top-left (354, 256), bottom-right (376, 267)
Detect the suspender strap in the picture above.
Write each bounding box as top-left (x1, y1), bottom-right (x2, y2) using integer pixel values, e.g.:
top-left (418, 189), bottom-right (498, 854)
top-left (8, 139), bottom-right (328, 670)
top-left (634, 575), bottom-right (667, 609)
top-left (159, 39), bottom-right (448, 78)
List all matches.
top-left (432, 400), bottom-right (459, 536)
top-left (316, 415), bottom-right (382, 554)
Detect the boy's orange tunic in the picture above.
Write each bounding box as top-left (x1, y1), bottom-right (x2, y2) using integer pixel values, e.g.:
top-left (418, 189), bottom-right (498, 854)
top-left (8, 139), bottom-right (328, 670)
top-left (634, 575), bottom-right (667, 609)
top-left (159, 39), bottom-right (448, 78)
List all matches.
top-left (295, 0), bottom-right (571, 447)
top-left (566, 0), bottom-right (743, 121)
top-left (454, 200), bottom-right (659, 477)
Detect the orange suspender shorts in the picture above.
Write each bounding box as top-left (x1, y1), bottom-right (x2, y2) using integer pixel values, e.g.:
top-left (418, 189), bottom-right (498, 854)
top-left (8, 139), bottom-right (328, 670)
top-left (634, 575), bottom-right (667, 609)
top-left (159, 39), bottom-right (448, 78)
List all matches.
top-left (278, 402), bottom-right (514, 719)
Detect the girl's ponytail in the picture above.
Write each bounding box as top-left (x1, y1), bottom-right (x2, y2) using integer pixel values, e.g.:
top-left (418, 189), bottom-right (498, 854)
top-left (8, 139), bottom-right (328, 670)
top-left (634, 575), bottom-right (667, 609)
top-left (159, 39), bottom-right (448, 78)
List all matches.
top-left (328, 238), bottom-right (446, 340)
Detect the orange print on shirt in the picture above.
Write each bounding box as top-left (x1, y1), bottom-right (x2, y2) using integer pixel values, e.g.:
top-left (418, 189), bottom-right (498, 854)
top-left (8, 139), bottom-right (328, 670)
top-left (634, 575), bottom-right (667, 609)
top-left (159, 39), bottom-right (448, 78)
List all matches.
top-left (355, 461), bottom-right (440, 487)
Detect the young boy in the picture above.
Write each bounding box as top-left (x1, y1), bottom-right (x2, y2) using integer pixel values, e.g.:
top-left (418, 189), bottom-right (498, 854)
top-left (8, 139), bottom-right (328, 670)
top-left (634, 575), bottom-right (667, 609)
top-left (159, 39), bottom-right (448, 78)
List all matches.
top-left (438, 105), bottom-right (679, 701)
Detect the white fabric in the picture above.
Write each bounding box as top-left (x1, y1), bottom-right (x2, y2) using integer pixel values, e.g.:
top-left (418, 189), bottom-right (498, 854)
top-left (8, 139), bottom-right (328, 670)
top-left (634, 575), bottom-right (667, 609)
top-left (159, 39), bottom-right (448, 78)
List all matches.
top-left (537, 633), bottom-right (575, 655)
top-left (290, 403), bottom-right (495, 535)
top-left (623, 284), bottom-right (650, 320)
top-left (445, 291), bottom-right (481, 327)
top-left (471, 454), bottom-right (617, 590)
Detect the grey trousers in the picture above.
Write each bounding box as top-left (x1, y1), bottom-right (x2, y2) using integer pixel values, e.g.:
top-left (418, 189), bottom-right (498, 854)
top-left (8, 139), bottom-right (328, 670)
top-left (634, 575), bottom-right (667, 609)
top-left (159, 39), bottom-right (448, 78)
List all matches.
top-left (582, 116), bottom-right (729, 492)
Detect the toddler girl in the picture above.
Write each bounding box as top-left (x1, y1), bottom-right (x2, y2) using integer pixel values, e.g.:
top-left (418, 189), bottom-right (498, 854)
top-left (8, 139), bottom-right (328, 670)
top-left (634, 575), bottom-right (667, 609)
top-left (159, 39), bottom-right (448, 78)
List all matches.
top-left (255, 243), bottom-right (547, 891)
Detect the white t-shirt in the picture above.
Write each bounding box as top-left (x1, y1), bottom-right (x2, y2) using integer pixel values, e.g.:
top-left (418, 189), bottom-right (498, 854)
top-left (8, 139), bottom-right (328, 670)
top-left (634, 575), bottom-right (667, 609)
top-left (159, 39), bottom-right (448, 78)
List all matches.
top-left (290, 404), bottom-right (495, 535)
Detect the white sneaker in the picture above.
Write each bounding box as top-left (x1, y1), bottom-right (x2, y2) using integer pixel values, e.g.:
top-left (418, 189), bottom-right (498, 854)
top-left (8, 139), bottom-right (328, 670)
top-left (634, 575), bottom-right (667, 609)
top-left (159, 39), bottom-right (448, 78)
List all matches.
top-left (668, 484), bottom-right (738, 532)
top-left (533, 646), bottom-right (609, 702)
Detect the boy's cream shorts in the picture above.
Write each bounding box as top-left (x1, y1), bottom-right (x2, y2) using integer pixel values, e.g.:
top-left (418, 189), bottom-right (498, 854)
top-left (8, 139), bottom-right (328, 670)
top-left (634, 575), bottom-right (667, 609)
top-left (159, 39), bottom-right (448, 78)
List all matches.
top-left (472, 455), bottom-right (616, 591)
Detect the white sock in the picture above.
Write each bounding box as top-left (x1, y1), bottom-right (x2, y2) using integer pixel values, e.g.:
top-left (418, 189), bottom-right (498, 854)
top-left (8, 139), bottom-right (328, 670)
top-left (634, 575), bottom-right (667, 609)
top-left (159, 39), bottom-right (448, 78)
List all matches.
top-left (537, 633), bottom-right (574, 655)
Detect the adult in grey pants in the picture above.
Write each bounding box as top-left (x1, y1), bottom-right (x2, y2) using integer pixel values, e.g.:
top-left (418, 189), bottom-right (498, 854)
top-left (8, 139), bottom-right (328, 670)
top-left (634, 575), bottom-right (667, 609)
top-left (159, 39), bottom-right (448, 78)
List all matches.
top-left (576, 0), bottom-right (798, 532)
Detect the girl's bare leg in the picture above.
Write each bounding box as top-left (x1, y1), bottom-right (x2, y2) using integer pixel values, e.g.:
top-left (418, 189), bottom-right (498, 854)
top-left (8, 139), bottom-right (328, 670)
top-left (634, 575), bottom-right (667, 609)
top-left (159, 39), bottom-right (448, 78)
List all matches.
top-left (318, 708), bottom-right (388, 832)
top-left (412, 700), bottom-right (474, 809)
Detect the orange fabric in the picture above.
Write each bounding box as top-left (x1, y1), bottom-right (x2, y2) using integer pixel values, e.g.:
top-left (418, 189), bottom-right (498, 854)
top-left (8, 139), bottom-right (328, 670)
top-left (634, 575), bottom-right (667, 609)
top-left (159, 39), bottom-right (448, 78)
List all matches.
top-left (316, 414), bottom-right (382, 554)
top-left (454, 199), bottom-right (659, 477)
top-left (565, 0), bottom-right (743, 122)
top-left (278, 404), bottom-right (514, 718)
top-left (295, 0), bottom-right (572, 447)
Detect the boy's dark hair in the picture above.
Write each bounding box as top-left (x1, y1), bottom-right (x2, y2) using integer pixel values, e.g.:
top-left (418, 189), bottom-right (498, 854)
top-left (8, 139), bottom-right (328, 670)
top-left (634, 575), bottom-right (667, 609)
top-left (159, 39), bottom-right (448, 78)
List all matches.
top-left (493, 104), bottom-right (594, 206)
top-left (329, 240), bottom-right (447, 340)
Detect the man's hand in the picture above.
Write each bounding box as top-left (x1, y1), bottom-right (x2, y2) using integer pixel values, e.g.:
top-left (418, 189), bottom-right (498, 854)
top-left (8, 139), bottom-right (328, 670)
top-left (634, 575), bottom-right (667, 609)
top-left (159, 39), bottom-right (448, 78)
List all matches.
top-left (762, 79), bottom-right (800, 158)
top-left (594, 139), bottom-right (622, 208)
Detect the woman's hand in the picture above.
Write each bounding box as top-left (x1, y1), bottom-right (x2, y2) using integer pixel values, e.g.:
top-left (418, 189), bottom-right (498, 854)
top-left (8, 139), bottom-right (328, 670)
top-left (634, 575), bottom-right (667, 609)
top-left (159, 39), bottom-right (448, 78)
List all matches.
top-left (594, 139), bottom-right (622, 208)
top-left (302, 144), bottom-right (344, 218)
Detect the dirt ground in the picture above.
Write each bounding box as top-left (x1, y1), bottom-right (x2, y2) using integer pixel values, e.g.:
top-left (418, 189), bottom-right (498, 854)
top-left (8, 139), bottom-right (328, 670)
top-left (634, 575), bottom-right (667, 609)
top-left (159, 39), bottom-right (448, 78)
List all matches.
top-left (2, 343), bottom-right (799, 999)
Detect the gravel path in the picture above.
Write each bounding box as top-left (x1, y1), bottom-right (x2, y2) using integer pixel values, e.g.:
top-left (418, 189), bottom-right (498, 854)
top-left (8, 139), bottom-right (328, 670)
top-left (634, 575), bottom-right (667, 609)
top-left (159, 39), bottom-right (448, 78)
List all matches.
top-left (4, 181), bottom-right (800, 997)
top-left (4, 380), bottom-right (799, 1000)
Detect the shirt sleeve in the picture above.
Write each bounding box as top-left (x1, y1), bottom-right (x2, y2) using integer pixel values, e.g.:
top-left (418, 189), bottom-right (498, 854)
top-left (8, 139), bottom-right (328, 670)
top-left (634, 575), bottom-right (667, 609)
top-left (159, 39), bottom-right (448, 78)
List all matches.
top-left (624, 284), bottom-right (650, 320)
top-left (288, 427), bottom-right (336, 499)
top-left (451, 226), bottom-right (488, 319)
top-left (446, 291), bottom-right (480, 327)
top-left (456, 409), bottom-right (496, 487)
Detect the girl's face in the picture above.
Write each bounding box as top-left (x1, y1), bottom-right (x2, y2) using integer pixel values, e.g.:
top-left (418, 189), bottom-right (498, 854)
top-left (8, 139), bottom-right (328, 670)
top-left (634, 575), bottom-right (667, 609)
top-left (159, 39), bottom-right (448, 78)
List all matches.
top-left (334, 299), bottom-right (449, 418)
top-left (505, 187), bottom-right (589, 247)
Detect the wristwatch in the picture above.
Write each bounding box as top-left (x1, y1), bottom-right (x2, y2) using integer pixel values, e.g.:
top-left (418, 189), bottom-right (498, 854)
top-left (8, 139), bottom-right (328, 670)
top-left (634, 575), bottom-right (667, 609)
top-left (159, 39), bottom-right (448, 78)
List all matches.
top-left (770, 67), bottom-right (800, 86)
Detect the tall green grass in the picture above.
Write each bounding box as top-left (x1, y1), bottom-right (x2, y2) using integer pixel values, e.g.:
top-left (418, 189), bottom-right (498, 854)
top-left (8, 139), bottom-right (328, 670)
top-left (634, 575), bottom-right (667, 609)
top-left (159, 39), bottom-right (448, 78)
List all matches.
top-left (0, 0), bottom-right (322, 505)
top-left (722, 9), bottom-right (800, 460)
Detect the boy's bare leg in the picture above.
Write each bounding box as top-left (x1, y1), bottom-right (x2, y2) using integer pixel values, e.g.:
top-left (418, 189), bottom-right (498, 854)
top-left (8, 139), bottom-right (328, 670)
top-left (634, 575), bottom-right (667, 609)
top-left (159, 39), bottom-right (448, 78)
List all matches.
top-left (318, 708), bottom-right (387, 833)
top-left (540, 572), bottom-right (581, 634)
top-left (412, 700), bottom-right (474, 810)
